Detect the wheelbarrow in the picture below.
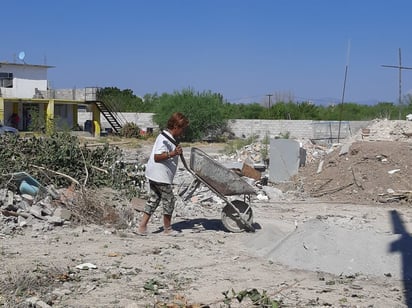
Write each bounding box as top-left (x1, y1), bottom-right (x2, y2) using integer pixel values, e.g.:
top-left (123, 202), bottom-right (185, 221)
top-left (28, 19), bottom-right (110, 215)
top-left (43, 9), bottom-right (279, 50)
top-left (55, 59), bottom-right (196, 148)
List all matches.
top-left (179, 147), bottom-right (256, 233)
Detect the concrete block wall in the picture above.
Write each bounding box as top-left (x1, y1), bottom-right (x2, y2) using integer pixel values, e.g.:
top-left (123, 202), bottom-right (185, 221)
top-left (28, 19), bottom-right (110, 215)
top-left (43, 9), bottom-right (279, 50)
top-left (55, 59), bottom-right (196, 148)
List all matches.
top-left (78, 112), bottom-right (156, 131)
top-left (38, 88), bottom-right (88, 100)
top-left (119, 113), bottom-right (156, 131)
top-left (77, 111), bottom-right (371, 140)
top-left (228, 119), bottom-right (314, 139)
top-left (229, 119), bottom-right (371, 141)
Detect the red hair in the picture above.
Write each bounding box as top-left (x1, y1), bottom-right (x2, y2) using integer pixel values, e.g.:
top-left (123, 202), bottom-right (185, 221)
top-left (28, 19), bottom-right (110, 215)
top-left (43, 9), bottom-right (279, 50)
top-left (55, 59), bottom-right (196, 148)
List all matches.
top-left (167, 112), bottom-right (189, 129)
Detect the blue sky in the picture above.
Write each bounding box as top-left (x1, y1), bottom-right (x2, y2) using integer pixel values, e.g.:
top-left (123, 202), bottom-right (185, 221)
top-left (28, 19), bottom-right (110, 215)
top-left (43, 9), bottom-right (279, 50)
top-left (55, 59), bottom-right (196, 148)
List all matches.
top-left (3, 0), bottom-right (412, 105)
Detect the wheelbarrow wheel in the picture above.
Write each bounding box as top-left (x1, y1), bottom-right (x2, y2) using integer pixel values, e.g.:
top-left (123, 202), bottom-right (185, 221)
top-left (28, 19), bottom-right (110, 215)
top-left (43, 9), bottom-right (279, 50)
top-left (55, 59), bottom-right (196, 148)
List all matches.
top-left (221, 200), bottom-right (254, 233)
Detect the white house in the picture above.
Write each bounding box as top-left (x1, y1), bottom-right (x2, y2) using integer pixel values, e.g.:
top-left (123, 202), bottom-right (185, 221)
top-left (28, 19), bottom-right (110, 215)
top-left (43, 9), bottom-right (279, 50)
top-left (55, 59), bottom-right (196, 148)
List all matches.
top-left (0, 61), bottom-right (103, 135)
top-left (0, 62), bottom-right (50, 98)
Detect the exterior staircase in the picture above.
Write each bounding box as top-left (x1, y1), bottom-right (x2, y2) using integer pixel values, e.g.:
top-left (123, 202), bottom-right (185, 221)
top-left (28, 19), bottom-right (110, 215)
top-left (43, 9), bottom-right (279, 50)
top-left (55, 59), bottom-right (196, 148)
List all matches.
top-left (94, 100), bottom-right (123, 133)
top-left (84, 87), bottom-right (125, 134)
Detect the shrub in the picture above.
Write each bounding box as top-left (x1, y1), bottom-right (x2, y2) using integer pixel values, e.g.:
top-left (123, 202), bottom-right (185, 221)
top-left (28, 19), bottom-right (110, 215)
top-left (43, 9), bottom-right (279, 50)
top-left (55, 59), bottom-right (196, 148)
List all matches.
top-left (120, 122), bottom-right (141, 138)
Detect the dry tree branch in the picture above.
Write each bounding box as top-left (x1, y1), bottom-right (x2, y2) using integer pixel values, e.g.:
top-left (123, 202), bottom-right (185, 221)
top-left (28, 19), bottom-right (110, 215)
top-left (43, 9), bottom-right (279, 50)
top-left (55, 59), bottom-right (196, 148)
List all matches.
top-left (30, 164), bottom-right (80, 186)
top-left (351, 167), bottom-right (364, 189)
top-left (91, 165), bottom-right (109, 174)
top-left (1, 209), bottom-right (30, 218)
top-left (77, 144), bottom-right (89, 187)
top-left (312, 182), bottom-right (354, 197)
top-left (0, 173), bottom-right (22, 188)
top-left (84, 141), bottom-right (131, 147)
top-left (315, 178), bottom-right (333, 191)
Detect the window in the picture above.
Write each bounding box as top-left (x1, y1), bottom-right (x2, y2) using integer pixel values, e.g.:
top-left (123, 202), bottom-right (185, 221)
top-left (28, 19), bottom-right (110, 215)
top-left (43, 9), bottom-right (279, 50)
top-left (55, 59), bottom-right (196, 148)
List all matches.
top-left (0, 72), bottom-right (13, 88)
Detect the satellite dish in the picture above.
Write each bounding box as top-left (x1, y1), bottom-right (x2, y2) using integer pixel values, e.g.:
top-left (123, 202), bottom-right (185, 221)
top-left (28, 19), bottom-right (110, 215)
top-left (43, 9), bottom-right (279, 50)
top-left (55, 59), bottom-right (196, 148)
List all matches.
top-left (18, 51), bottom-right (26, 63)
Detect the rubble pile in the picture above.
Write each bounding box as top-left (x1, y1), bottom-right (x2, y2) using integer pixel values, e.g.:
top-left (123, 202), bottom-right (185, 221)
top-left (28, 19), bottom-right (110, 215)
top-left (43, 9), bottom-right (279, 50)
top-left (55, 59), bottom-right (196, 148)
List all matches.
top-left (350, 119), bottom-right (412, 142)
top-left (0, 188), bottom-right (72, 235)
top-left (0, 183), bottom-right (136, 236)
top-left (298, 119), bottom-right (412, 203)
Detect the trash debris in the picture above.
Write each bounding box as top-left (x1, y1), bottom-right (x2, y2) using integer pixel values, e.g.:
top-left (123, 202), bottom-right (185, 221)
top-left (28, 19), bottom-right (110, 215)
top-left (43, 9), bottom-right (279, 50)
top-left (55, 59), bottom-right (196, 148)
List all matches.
top-left (75, 263), bottom-right (98, 270)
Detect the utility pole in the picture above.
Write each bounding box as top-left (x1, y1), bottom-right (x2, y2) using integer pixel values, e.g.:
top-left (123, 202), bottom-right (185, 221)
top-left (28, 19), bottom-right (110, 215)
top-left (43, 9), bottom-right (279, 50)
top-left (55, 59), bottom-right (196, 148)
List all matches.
top-left (382, 48), bottom-right (412, 119)
top-left (266, 94), bottom-right (273, 108)
top-left (338, 40), bottom-right (351, 143)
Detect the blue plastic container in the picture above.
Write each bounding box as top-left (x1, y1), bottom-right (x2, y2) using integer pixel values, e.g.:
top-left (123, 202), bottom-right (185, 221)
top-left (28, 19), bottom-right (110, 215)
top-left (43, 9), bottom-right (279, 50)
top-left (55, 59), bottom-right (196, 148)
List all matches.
top-left (19, 180), bottom-right (39, 196)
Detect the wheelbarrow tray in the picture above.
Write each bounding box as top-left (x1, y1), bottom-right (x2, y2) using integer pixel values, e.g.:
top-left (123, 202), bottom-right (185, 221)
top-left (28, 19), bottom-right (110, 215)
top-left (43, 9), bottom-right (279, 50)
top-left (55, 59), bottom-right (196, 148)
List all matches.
top-left (189, 147), bottom-right (256, 196)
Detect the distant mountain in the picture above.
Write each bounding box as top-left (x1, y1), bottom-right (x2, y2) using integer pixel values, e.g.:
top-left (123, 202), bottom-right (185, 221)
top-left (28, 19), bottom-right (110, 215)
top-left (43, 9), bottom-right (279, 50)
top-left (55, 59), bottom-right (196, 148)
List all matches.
top-left (311, 97), bottom-right (394, 106)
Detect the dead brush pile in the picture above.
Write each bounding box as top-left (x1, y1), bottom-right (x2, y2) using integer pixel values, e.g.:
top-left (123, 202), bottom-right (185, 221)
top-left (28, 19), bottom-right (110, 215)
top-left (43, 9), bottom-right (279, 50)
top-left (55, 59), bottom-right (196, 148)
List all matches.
top-left (0, 133), bottom-right (145, 227)
top-left (67, 186), bottom-right (137, 228)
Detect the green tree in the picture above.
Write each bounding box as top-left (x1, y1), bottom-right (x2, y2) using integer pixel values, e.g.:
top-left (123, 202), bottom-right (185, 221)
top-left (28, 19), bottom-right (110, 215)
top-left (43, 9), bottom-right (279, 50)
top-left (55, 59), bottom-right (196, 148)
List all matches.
top-left (98, 87), bottom-right (144, 112)
top-left (293, 101), bottom-right (321, 120)
top-left (221, 103), bottom-right (265, 119)
top-left (369, 102), bottom-right (397, 119)
top-left (265, 102), bottom-right (289, 119)
top-left (152, 88), bottom-right (227, 142)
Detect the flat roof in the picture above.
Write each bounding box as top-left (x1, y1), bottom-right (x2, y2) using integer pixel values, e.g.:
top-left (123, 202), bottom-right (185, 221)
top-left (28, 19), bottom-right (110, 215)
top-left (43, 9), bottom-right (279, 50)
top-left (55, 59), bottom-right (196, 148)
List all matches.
top-left (0, 62), bottom-right (55, 69)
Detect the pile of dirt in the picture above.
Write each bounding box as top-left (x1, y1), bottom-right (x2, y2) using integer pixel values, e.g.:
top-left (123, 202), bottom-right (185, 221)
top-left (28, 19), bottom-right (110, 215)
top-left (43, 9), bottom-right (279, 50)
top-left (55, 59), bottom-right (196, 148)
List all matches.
top-left (298, 119), bottom-right (412, 204)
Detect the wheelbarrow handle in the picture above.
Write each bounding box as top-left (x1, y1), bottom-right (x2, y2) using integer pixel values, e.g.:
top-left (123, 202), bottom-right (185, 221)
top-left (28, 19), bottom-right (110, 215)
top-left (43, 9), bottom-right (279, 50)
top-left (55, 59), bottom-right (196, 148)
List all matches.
top-left (161, 131), bottom-right (193, 174)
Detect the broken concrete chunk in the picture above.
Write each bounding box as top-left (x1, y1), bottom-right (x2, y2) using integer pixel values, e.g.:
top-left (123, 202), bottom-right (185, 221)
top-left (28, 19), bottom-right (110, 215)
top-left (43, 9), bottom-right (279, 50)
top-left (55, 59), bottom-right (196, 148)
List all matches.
top-left (21, 194), bottom-right (34, 205)
top-left (7, 190), bottom-right (14, 207)
top-left (29, 204), bottom-right (45, 219)
top-left (16, 200), bottom-right (30, 211)
top-left (46, 216), bottom-right (64, 226)
top-left (46, 185), bottom-right (60, 199)
top-left (53, 207), bottom-right (72, 221)
top-left (0, 189), bottom-right (8, 201)
top-left (339, 142), bottom-right (352, 156)
top-left (316, 160), bottom-right (324, 174)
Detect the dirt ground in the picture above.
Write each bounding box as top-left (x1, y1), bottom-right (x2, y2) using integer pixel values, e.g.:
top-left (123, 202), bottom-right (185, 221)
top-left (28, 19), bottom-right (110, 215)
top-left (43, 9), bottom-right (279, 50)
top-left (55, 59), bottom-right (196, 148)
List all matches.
top-left (2, 120), bottom-right (412, 307)
top-left (2, 200), bottom-right (411, 307)
top-left (299, 140), bottom-right (412, 204)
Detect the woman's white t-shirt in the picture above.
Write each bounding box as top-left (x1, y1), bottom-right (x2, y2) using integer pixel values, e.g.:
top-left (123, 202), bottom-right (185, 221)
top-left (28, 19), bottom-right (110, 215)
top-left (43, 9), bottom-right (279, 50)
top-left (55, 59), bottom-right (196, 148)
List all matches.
top-left (145, 131), bottom-right (178, 184)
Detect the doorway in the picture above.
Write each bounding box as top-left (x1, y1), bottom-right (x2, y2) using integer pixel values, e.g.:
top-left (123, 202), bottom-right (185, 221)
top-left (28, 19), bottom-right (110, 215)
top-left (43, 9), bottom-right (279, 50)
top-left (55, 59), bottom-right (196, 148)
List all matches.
top-left (22, 104), bottom-right (40, 131)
